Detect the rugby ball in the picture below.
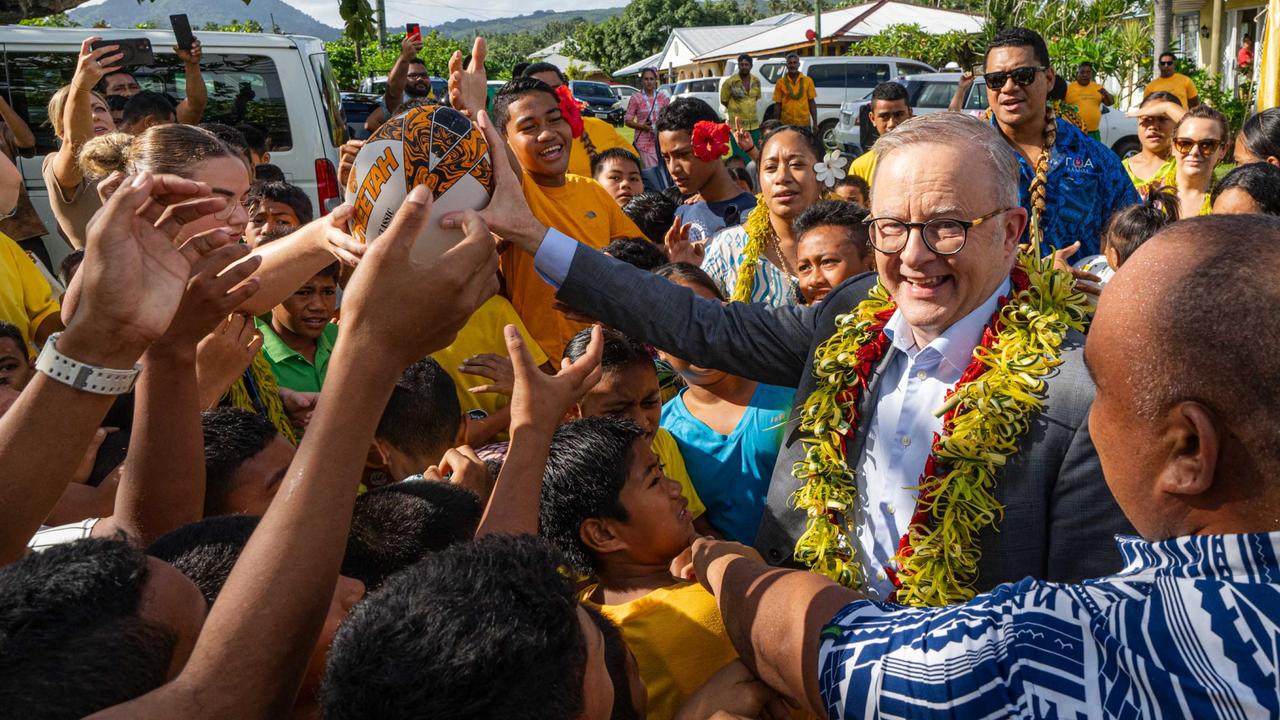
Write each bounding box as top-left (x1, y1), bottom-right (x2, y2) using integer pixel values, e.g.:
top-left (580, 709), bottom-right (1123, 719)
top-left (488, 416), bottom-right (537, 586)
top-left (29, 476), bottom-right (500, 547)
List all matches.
top-left (346, 104), bottom-right (495, 261)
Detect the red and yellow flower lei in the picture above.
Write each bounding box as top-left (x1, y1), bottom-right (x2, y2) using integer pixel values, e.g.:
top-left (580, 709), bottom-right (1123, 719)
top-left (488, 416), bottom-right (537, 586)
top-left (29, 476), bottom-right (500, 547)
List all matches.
top-left (791, 248), bottom-right (1090, 606)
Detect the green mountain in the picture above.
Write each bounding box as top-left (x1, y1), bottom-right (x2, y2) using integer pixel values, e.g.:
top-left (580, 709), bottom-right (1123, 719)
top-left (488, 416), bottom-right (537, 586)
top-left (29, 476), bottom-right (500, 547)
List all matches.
top-left (67, 0), bottom-right (342, 40)
top-left (429, 7), bottom-right (626, 38)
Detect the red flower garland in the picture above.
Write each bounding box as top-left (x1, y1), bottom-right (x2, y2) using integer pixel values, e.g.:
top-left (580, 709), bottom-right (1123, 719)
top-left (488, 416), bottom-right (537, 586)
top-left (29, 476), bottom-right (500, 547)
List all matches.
top-left (691, 120), bottom-right (731, 162)
top-left (554, 85), bottom-right (585, 139)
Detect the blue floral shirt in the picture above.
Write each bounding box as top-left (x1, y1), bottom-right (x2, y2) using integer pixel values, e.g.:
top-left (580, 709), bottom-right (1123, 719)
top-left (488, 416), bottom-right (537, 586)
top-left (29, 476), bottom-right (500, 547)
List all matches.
top-left (818, 532), bottom-right (1280, 719)
top-left (1002, 116), bottom-right (1140, 259)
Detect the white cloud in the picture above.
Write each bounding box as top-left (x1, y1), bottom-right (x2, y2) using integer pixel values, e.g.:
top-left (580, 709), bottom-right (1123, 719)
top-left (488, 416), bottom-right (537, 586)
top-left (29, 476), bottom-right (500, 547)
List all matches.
top-left (282, 0), bottom-right (624, 30)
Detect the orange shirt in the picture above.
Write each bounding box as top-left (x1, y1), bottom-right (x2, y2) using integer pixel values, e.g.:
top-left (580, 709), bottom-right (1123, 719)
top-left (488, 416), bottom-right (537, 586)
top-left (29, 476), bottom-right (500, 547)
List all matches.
top-left (506, 173), bottom-right (643, 360)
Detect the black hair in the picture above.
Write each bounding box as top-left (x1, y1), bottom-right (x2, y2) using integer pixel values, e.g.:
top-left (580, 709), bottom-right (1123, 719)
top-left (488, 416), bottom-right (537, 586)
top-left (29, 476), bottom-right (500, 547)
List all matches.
top-left (342, 479), bottom-right (481, 590)
top-left (492, 77), bottom-right (560, 133)
top-left (407, 57), bottom-right (429, 70)
top-left (199, 122), bottom-right (249, 159)
top-left (654, 262), bottom-right (726, 301)
top-left (624, 191), bottom-right (678, 244)
top-left (1141, 90), bottom-right (1184, 108)
top-left (835, 173), bottom-right (870, 199)
top-left (0, 538), bottom-right (176, 716)
top-left (563, 326), bottom-right (651, 373)
top-left (1078, 61), bottom-right (1094, 70)
top-left (147, 515), bottom-right (260, 604)
top-left (728, 165), bottom-right (754, 192)
top-left (584, 606), bottom-right (641, 720)
top-left (522, 61), bottom-right (569, 86)
top-left (1104, 189), bottom-right (1179, 268)
top-left (640, 67), bottom-right (659, 79)
top-left (539, 416), bottom-right (647, 574)
top-left (661, 184), bottom-right (686, 205)
top-left (107, 94), bottom-right (129, 112)
top-left (57, 249), bottom-right (85, 287)
top-left (870, 81), bottom-right (908, 104)
top-left (234, 124), bottom-right (269, 157)
top-left (603, 237), bottom-right (669, 272)
top-left (320, 534), bottom-right (587, 720)
top-left (1048, 74), bottom-right (1068, 101)
top-left (592, 147), bottom-right (642, 177)
top-left (737, 53), bottom-right (752, 64)
top-left (1159, 51), bottom-right (1178, 63)
top-left (248, 180), bottom-right (314, 225)
top-left (1212, 161), bottom-right (1280, 216)
top-left (986, 27), bottom-right (1051, 68)
top-left (655, 96), bottom-right (721, 135)
top-left (374, 358), bottom-right (461, 464)
top-left (201, 407), bottom-right (280, 517)
top-left (792, 199), bottom-right (871, 257)
top-left (121, 90), bottom-right (175, 127)
top-left (314, 261), bottom-right (341, 281)
top-left (759, 124), bottom-right (823, 163)
top-left (1239, 108), bottom-right (1280, 162)
top-left (0, 321), bottom-right (25, 358)
top-left (254, 163), bottom-right (286, 183)
top-left (512, 61), bottom-right (531, 78)
top-left (759, 119), bottom-right (781, 135)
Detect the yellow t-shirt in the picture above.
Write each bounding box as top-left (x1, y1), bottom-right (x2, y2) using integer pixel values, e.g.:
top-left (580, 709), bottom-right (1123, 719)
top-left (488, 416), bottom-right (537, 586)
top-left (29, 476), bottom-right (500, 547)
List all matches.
top-left (849, 148), bottom-right (878, 190)
top-left (0, 232), bottom-right (59, 354)
top-left (587, 580), bottom-right (738, 720)
top-left (653, 427), bottom-right (705, 518)
top-left (507, 173), bottom-right (643, 360)
top-left (1144, 73), bottom-right (1199, 108)
top-left (773, 74), bottom-right (816, 127)
top-left (430, 295), bottom-right (549, 419)
top-left (569, 117), bottom-right (635, 178)
top-left (1064, 81), bottom-right (1106, 132)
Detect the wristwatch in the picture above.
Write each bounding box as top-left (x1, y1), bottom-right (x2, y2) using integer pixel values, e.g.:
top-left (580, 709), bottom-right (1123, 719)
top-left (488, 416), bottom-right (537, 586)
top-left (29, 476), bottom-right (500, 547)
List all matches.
top-left (35, 332), bottom-right (141, 395)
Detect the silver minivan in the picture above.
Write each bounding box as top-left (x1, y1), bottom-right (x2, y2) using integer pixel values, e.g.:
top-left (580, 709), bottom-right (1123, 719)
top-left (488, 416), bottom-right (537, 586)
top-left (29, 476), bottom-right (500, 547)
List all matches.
top-left (0, 26), bottom-right (345, 268)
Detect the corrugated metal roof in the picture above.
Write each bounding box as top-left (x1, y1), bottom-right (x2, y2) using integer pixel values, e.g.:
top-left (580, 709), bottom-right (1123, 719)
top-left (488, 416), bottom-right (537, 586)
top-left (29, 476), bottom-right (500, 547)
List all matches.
top-left (672, 24), bottom-right (775, 55)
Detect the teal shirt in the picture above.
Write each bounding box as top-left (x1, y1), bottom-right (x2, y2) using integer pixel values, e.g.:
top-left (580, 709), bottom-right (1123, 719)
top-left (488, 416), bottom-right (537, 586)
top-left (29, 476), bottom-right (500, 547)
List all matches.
top-left (255, 318), bottom-right (338, 393)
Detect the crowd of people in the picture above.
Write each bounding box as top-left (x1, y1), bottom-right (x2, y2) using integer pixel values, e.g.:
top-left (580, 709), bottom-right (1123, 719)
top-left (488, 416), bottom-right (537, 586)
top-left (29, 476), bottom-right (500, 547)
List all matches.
top-left (1, 21), bottom-right (1279, 720)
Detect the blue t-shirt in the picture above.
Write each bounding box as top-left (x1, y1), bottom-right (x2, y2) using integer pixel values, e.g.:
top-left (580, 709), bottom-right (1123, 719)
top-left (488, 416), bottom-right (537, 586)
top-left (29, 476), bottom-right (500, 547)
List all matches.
top-left (660, 383), bottom-right (794, 543)
top-left (673, 192), bottom-right (757, 243)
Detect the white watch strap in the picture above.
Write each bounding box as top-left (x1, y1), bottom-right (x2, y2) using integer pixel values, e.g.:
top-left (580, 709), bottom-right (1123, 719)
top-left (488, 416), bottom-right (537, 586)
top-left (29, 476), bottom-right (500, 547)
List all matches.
top-left (35, 332), bottom-right (141, 395)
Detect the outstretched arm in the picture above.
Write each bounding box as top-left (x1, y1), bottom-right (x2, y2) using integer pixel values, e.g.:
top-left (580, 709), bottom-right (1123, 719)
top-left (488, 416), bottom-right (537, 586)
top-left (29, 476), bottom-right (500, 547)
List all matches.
top-left (174, 41), bottom-right (207, 125)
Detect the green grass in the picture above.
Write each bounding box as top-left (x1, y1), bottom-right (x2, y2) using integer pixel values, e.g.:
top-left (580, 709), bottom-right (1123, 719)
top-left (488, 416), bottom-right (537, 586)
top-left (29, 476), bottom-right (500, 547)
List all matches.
top-left (616, 125), bottom-right (635, 144)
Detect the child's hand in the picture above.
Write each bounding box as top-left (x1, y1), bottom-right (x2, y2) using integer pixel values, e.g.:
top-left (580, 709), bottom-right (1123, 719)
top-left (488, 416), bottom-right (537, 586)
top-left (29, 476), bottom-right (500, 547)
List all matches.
top-left (664, 216), bottom-right (706, 266)
top-left (461, 353), bottom-right (516, 396)
top-left (507, 323), bottom-right (602, 434)
top-left (673, 660), bottom-right (791, 720)
top-left (428, 445), bottom-right (489, 499)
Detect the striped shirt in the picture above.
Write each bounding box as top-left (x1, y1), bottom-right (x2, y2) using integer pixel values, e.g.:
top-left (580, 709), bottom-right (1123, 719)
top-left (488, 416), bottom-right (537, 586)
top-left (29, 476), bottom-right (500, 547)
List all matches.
top-left (701, 226), bottom-right (799, 308)
top-left (819, 532), bottom-right (1280, 719)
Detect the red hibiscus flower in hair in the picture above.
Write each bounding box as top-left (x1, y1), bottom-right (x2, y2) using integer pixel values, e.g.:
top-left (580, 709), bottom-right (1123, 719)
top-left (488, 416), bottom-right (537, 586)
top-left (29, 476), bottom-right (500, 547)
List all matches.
top-left (554, 85), bottom-right (585, 139)
top-left (691, 120), bottom-right (731, 162)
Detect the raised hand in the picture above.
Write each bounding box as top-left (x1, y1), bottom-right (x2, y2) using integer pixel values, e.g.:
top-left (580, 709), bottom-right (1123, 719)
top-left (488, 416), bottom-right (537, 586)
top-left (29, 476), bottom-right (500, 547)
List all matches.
top-left (279, 387), bottom-right (319, 429)
top-left (339, 185), bottom-right (499, 370)
top-left (195, 314), bottom-right (263, 409)
top-left (460, 353), bottom-right (515, 396)
top-left (73, 37), bottom-right (124, 92)
top-left (730, 117), bottom-right (754, 154)
top-left (1051, 241), bottom-right (1102, 297)
top-left (301, 203), bottom-right (363, 266)
top-left (448, 36), bottom-right (489, 119)
top-left (664, 215), bottom-right (706, 266)
top-left (400, 31), bottom-right (424, 59)
top-left (156, 238), bottom-right (262, 349)
top-left (507, 323), bottom-right (602, 434)
top-left (174, 38), bottom-right (203, 66)
top-left (337, 139), bottom-right (363, 189)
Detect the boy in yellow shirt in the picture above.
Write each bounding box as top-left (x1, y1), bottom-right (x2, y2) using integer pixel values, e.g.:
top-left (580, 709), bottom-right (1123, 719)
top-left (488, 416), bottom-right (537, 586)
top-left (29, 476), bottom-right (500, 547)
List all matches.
top-left (491, 78), bottom-right (644, 360)
top-left (539, 415), bottom-right (737, 720)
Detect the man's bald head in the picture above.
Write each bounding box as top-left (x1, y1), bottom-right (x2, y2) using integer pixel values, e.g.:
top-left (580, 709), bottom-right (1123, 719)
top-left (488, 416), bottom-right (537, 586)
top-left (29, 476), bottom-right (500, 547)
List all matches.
top-left (1088, 214), bottom-right (1280, 538)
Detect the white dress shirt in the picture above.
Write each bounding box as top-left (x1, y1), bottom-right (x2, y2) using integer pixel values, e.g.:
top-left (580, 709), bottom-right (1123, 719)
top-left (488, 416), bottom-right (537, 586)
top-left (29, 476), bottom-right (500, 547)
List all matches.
top-left (853, 279), bottom-right (1010, 598)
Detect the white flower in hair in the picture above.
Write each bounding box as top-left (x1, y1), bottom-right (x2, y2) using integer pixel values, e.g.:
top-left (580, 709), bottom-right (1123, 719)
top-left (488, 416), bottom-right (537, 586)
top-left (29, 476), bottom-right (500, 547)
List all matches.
top-left (814, 149), bottom-right (848, 188)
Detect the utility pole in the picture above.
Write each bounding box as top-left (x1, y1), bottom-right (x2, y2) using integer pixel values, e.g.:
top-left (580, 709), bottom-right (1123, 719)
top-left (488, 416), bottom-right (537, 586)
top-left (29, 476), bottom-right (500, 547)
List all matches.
top-left (377, 0), bottom-right (387, 48)
top-left (814, 0), bottom-right (822, 56)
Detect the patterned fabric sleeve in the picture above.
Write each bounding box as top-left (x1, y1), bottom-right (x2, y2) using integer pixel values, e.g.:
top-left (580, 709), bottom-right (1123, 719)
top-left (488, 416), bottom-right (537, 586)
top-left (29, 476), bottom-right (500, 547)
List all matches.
top-left (700, 228), bottom-right (737, 299)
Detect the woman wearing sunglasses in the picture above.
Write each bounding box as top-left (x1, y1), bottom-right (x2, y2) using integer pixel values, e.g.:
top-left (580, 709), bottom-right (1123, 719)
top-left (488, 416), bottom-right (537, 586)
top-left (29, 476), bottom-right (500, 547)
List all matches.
top-left (1166, 106), bottom-right (1230, 218)
top-left (1123, 92), bottom-right (1184, 197)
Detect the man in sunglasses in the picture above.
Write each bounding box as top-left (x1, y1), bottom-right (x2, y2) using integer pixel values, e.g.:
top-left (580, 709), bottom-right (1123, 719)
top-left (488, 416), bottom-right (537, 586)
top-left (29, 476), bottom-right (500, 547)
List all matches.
top-left (984, 27), bottom-right (1138, 259)
top-left (1144, 52), bottom-right (1200, 109)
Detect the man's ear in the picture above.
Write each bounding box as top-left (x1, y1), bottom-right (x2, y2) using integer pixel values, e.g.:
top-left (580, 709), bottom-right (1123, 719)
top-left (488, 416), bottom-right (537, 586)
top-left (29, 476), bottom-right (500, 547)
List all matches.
top-left (1154, 401), bottom-right (1219, 497)
top-left (1044, 66), bottom-right (1056, 86)
top-left (370, 437), bottom-right (393, 469)
top-left (580, 518), bottom-right (626, 556)
top-left (262, 151), bottom-right (271, 165)
top-left (563, 403), bottom-right (583, 424)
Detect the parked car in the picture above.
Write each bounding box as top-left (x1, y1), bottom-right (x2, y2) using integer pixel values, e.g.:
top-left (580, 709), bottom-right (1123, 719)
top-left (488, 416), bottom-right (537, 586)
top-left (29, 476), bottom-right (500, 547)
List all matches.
top-left (672, 77), bottom-right (722, 110)
top-left (358, 74), bottom-right (448, 103)
top-left (611, 84), bottom-right (639, 103)
top-left (833, 72), bottom-right (1140, 160)
top-left (569, 80), bottom-right (624, 125)
top-left (722, 55), bottom-right (935, 150)
top-left (657, 83), bottom-right (676, 99)
top-left (0, 26), bottom-right (345, 269)
top-left (341, 92), bottom-right (380, 140)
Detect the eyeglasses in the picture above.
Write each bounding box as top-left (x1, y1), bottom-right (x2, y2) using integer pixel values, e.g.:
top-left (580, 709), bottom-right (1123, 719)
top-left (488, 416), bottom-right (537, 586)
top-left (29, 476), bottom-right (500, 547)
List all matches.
top-left (863, 208), bottom-right (1012, 256)
top-left (983, 66), bottom-right (1045, 89)
top-left (1172, 137), bottom-right (1222, 155)
top-left (214, 197), bottom-right (252, 221)
top-left (1158, 60), bottom-right (1175, 66)
top-left (406, 72), bottom-right (429, 79)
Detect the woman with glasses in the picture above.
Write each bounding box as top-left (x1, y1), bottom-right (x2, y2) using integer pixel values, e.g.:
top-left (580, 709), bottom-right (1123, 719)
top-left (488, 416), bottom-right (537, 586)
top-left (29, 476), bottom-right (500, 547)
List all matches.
top-left (1123, 92), bottom-right (1184, 197)
top-left (1166, 105), bottom-right (1230, 218)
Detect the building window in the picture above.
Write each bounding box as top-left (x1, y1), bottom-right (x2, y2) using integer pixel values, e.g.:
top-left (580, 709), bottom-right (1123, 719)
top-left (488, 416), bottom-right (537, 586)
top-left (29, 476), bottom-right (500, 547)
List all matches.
top-left (1176, 12), bottom-right (1201, 63)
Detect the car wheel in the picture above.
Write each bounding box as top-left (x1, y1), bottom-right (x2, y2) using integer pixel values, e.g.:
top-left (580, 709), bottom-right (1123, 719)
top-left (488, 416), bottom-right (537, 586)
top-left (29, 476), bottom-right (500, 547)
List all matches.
top-left (819, 119), bottom-right (839, 151)
top-left (1111, 136), bottom-right (1141, 160)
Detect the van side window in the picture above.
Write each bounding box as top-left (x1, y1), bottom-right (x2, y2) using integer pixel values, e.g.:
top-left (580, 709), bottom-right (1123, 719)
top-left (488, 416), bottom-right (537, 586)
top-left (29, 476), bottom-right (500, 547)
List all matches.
top-left (846, 64), bottom-right (891, 88)
top-left (759, 63), bottom-right (786, 83)
top-left (807, 64), bottom-right (845, 88)
top-left (915, 81), bottom-right (957, 109)
top-left (4, 50), bottom-right (293, 155)
top-left (964, 85), bottom-right (990, 111)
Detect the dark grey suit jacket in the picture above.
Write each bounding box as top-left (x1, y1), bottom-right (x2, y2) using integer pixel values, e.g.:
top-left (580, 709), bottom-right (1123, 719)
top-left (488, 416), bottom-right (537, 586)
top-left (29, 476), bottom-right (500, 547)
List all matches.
top-left (557, 245), bottom-right (1134, 590)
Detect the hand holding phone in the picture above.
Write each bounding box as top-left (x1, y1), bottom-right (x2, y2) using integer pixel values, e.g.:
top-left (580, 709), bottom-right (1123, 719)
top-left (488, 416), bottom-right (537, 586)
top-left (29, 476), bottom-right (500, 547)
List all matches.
top-left (406, 23), bottom-right (422, 44)
top-left (89, 38), bottom-right (154, 68)
top-left (170, 14), bottom-right (195, 51)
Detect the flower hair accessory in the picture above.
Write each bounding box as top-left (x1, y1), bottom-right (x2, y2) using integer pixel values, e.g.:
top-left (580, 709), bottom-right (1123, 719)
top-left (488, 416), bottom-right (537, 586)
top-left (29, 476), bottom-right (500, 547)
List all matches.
top-left (554, 85), bottom-right (585, 139)
top-left (814, 149), bottom-right (848, 188)
top-left (691, 121), bottom-right (731, 162)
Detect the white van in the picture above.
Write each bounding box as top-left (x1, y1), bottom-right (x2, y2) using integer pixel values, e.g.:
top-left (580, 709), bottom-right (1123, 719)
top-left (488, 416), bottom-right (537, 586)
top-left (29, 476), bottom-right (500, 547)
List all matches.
top-left (0, 26), bottom-right (345, 268)
top-left (722, 55), bottom-right (935, 149)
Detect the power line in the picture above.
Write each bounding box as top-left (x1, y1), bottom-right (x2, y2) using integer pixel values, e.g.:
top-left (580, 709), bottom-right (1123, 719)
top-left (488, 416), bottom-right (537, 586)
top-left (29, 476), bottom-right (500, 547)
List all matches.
top-left (382, 0), bottom-right (499, 22)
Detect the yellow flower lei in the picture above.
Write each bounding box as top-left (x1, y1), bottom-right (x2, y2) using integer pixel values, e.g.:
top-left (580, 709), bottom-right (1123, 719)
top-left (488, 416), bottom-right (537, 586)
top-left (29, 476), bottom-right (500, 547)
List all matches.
top-left (731, 195), bottom-right (771, 303)
top-left (791, 247), bottom-right (1090, 605)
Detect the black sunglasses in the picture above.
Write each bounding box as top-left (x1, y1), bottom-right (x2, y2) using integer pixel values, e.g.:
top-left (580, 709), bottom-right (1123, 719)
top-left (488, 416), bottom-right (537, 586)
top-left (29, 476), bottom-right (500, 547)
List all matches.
top-left (1159, 60), bottom-right (1175, 66)
top-left (983, 66), bottom-right (1045, 89)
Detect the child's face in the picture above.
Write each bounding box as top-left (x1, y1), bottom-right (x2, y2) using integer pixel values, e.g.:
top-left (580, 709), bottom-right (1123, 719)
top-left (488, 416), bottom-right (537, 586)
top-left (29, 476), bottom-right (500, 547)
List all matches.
top-left (273, 274), bottom-right (338, 341)
top-left (246, 200), bottom-right (302, 246)
top-left (505, 92), bottom-right (572, 184)
top-left (796, 225), bottom-right (871, 304)
top-left (658, 129), bottom-right (719, 197)
top-left (833, 184), bottom-right (866, 206)
top-left (577, 363), bottom-right (662, 439)
top-left (612, 437), bottom-right (695, 565)
top-left (595, 157), bottom-right (643, 207)
top-left (657, 279), bottom-right (728, 387)
top-left (0, 337), bottom-right (33, 391)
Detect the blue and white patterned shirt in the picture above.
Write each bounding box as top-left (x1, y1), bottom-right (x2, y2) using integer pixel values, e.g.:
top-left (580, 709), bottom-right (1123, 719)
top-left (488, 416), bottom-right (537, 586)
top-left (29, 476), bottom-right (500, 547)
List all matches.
top-left (818, 532), bottom-right (1280, 719)
top-left (701, 225), bottom-right (799, 307)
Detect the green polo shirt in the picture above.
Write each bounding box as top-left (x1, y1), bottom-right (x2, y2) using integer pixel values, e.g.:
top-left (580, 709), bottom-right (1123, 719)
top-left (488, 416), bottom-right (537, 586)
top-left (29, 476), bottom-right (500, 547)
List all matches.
top-left (255, 318), bottom-right (339, 393)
